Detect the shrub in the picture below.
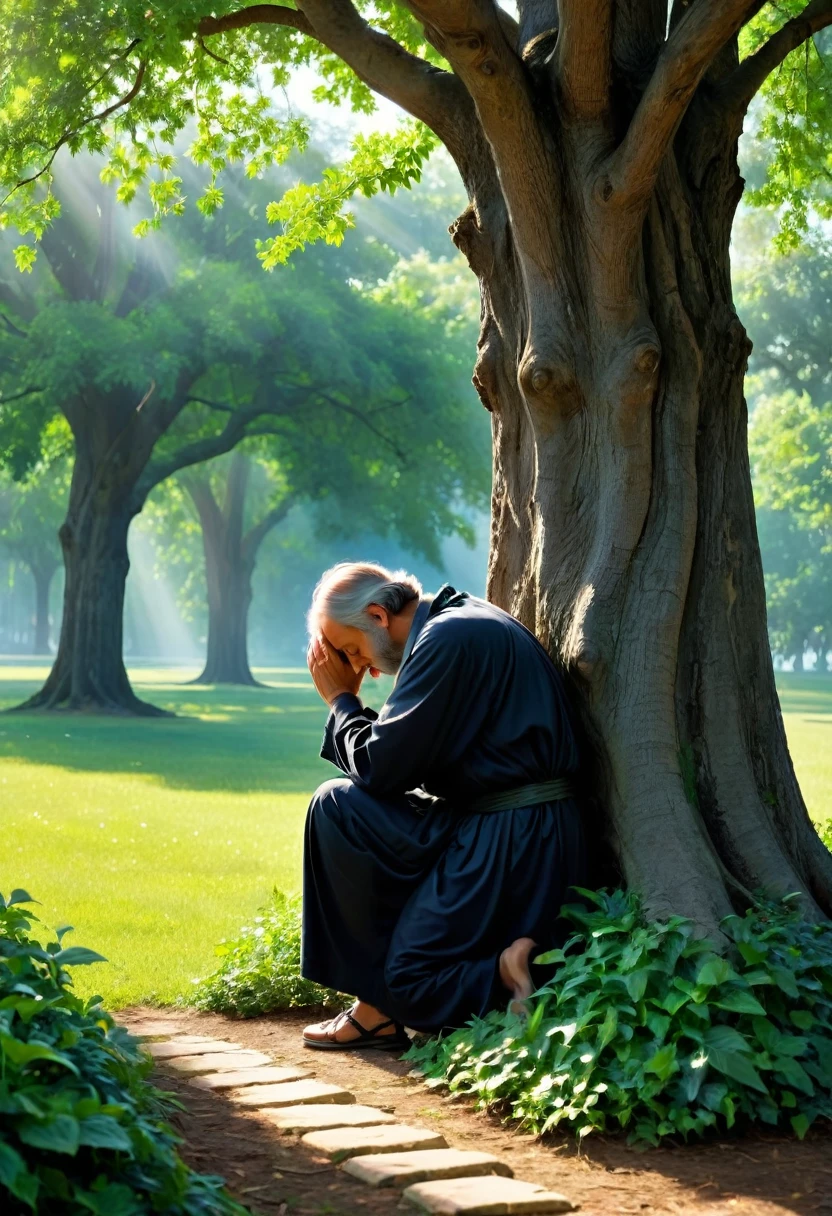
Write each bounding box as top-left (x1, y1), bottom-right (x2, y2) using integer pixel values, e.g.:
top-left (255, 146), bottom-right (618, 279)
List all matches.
top-left (188, 889), bottom-right (345, 1018)
top-left (406, 889), bottom-right (832, 1146)
top-left (0, 889), bottom-right (250, 1215)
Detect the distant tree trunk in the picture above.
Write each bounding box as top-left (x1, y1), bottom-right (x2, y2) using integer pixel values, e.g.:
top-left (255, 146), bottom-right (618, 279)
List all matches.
top-left (29, 561), bottom-right (58, 654)
top-left (184, 452), bottom-right (293, 686)
top-left (14, 405), bottom-right (164, 714)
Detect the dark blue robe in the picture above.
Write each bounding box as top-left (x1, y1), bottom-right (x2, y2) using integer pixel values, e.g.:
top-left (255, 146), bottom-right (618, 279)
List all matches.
top-left (301, 586), bottom-right (586, 1033)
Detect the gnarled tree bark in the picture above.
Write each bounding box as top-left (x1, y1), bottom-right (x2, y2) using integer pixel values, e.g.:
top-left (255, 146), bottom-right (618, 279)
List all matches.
top-left (249, 0), bottom-right (832, 934)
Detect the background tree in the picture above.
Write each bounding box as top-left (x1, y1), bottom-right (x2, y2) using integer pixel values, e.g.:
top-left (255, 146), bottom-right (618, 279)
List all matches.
top-left (0, 158), bottom-right (486, 709)
top-left (4, 2), bottom-right (832, 932)
top-left (0, 439), bottom-right (70, 653)
top-left (735, 221), bottom-right (832, 670)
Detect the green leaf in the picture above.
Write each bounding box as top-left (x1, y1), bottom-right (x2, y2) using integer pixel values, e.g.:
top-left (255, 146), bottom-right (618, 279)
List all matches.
top-left (644, 1043), bottom-right (678, 1082)
top-left (770, 965), bottom-right (800, 998)
top-left (77, 1114), bottom-right (133, 1153)
top-left (13, 245), bottom-right (37, 274)
top-left (697, 956), bottom-right (737, 987)
top-left (706, 1048), bottom-right (768, 1094)
top-left (0, 1033), bottom-right (80, 1074)
top-left (791, 1113), bottom-right (811, 1140)
top-left (0, 1140), bottom-right (26, 1190)
top-left (17, 1114), bottom-right (80, 1156)
top-left (8, 889), bottom-right (36, 906)
top-left (772, 1055), bottom-right (814, 1095)
top-left (52, 946), bottom-right (107, 967)
top-left (737, 940), bottom-right (768, 965)
top-left (714, 990), bottom-right (767, 1016)
top-left (789, 1010), bottom-right (814, 1030)
top-left (704, 1025), bottom-right (749, 1054)
top-left (624, 969), bottom-right (650, 1001)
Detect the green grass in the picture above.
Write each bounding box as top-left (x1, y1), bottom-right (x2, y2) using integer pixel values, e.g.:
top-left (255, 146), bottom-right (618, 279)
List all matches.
top-left (777, 671), bottom-right (832, 826)
top-left (0, 665), bottom-right (829, 1010)
top-left (0, 665), bottom-right (341, 1009)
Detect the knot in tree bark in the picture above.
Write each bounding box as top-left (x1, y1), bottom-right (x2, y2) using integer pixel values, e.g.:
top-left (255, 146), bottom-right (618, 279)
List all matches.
top-left (449, 205), bottom-right (491, 276)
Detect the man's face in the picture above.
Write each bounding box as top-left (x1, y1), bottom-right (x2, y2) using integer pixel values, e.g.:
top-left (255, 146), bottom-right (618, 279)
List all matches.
top-left (319, 611), bottom-right (405, 678)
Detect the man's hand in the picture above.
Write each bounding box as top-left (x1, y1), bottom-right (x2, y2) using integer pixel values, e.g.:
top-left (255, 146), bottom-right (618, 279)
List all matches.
top-left (307, 635), bottom-right (363, 706)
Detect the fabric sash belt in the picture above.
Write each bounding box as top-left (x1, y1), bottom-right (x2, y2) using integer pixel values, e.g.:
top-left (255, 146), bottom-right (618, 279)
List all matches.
top-left (468, 778), bottom-right (576, 815)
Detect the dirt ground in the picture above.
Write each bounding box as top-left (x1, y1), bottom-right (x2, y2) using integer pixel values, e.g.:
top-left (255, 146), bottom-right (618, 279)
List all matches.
top-left (122, 1006), bottom-right (832, 1216)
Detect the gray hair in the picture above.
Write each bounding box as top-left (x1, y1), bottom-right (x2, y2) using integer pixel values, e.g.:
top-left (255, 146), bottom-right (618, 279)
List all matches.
top-left (308, 562), bottom-right (422, 634)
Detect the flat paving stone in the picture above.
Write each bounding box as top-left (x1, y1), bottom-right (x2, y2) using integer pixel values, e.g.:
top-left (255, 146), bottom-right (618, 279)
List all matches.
top-left (189, 1066), bottom-right (313, 1091)
top-left (264, 1104), bottom-right (398, 1133)
top-left (404, 1177), bottom-right (576, 1214)
top-left (127, 1022), bottom-right (188, 1039)
top-left (165, 1050), bottom-right (273, 1073)
top-left (302, 1123), bottom-right (446, 1161)
top-left (147, 1040), bottom-right (243, 1059)
top-left (343, 1149), bottom-right (513, 1188)
top-left (231, 1079), bottom-right (355, 1108)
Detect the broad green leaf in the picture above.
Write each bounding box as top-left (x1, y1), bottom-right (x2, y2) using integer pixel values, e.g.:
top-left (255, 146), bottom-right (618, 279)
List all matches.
top-left (0, 1140), bottom-right (26, 1189)
top-left (714, 990), bottom-right (766, 1016)
top-left (697, 956), bottom-right (737, 987)
top-left (8, 889), bottom-right (36, 906)
top-left (770, 965), bottom-right (800, 999)
top-left (77, 1114), bottom-right (133, 1153)
top-left (644, 1043), bottom-right (678, 1082)
top-left (52, 946), bottom-right (107, 967)
top-left (704, 1025), bottom-right (749, 1054)
top-left (791, 1113), bottom-right (811, 1140)
top-left (17, 1114), bottom-right (80, 1155)
top-left (0, 1033), bottom-right (79, 1074)
top-left (772, 1055), bottom-right (814, 1095)
top-left (706, 1048), bottom-right (768, 1094)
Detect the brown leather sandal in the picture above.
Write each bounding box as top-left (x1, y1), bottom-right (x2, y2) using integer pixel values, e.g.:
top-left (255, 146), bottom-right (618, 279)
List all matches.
top-left (303, 1005), bottom-right (409, 1051)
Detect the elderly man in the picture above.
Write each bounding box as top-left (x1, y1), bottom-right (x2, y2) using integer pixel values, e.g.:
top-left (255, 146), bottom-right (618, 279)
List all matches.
top-left (302, 562), bottom-right (586, 1049)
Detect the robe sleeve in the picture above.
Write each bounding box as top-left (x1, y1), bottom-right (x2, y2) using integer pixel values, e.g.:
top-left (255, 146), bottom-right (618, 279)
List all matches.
top-left (320, 695), bottom-right (377, 771)
top-left (322, 625), bottom-right (491, 796)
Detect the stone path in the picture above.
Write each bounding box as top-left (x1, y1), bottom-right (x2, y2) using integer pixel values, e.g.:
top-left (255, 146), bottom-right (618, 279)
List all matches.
top-left (140, 1028), bottom-right (577, 1214)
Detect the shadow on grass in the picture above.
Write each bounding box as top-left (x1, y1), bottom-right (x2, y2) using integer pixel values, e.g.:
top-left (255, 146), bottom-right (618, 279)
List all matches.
top-left (0, 667), bottom-right (336, 794)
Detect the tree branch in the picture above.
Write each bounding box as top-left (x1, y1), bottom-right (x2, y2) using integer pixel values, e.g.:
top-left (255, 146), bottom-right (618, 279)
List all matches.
top-left (242, 494), bottom-right (295, 561)
top-left (0, 385), bottom-right (44, 403)
top-left (186, 395), bottom-right (236, 413)
top-left (719, 0), bottom-right (832, 113)
top-left (0, 310), bottom-right (28, 339)
top-left (409, 0), bottom-right (561, 278)
top-left (1, 59), bottom-right (147, 208)
top-left (198, 3), bottom-right (313, 37)
top-left (607, 0), bottom-right (758, 207)
top-left (557, 0), bottom-right (613, 119)
top-left (198, 0), bottom-right (472, 158)
top-left (137, 410), bottom-right (259, 498)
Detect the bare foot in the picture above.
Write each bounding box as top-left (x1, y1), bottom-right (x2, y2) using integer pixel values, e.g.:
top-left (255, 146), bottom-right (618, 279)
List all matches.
top-left (499, 937), bottom-right (537, 1015)
top-left (303, 1000), bottom-right (398, 1045)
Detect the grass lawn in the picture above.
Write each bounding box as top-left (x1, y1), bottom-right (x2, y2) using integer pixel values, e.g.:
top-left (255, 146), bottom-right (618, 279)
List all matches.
top-left (1, 664), bottom-right (830, 1010)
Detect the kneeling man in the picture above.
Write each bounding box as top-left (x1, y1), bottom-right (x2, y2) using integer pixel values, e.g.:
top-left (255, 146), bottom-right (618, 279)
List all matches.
top-left (301, 562), bottom-right (586, 1049)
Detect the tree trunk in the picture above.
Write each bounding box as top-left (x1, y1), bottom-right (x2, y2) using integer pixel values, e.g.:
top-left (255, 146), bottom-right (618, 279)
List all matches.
top-left (185, 454), bottom-right (294, 686)
top-left (13, 396), bottom-right (167, 715)
top-left (442, 23), bottom-right (832, 937)
top-left (30, 562), bottom-right (57, 655)
top-left (186, 453), bottom-right (260, 687)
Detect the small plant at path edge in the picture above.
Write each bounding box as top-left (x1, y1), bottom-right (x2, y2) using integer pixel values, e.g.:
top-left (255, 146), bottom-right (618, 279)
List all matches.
top-left (0, 889), bottom-right (250, 1215)
top-left (188, 889), bottom-right (345, 1017)
top-left (407, 889), bottom-right (832, 1146)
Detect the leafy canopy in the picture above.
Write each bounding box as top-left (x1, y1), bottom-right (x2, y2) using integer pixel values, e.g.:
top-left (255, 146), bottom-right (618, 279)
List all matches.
top-left (0, 0), bottom-right (441, 272)
top-left (1, 2), bottom-right (831, 269)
